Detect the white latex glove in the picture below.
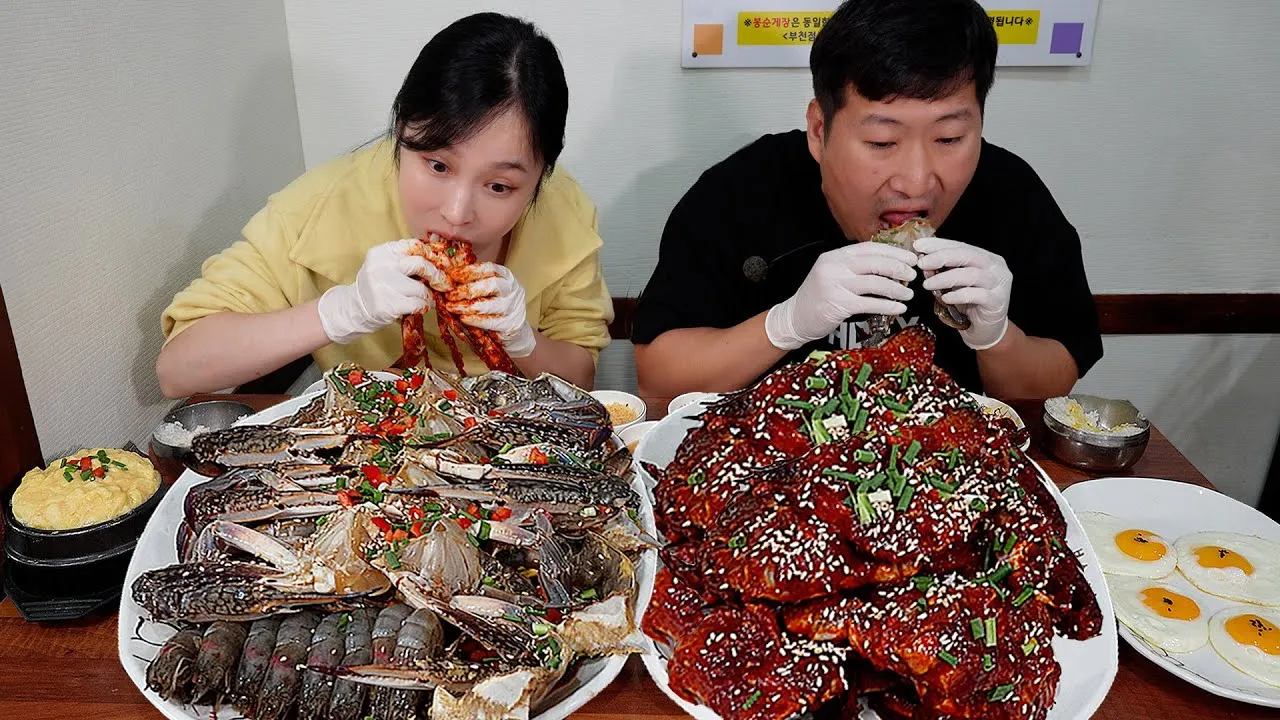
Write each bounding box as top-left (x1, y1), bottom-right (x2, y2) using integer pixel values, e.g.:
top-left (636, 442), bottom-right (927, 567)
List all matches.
top-left (764, 242), bottom-right (917, 351)
top-left (443, 262), bottom-right (537, 358)
top-left (915, 237), bottom-right (1012, 350)
top-left (317, 239), bottom-right (447, 345)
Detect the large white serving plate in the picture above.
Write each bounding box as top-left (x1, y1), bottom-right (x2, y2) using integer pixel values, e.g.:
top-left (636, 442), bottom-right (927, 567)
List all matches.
top-left (118, 390), bottom-right (658, 720)
top-left (635, 399), bottom-right (1119, 720)
top-left (1063, 476), bottom-right (1280, 707)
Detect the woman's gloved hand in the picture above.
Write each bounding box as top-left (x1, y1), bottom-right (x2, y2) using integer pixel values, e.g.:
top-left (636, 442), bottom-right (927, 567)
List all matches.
top-left (317, 239), bottom-right (446, 344)
top-left (443, 262), bottom-right (537, 358)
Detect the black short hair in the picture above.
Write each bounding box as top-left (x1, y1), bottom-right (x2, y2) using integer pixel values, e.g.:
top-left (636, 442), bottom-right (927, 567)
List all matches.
top-left (391, 13), bottom-right (568, 189)
top-left (810, 0), bottom-right (997, 124)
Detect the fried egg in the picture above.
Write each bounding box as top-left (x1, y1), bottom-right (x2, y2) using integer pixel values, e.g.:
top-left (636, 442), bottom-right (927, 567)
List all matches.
top-left (1077, 511), bottom-right (1176, 578)
top-left (1108, 576), bottom-right (1208, 653)
top-left (1175, 531), bottom-right (1280, 606)
top-left (1209, 606), bottom-right (1280, 687)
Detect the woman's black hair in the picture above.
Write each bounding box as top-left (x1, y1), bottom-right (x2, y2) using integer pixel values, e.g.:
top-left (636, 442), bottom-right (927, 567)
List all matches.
top-left (810, 0), bottom-right (997, 128)
top-left (391, 13), bottom-right (569, 190)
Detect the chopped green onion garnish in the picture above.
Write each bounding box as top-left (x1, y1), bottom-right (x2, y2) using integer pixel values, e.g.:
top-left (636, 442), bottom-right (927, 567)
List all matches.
top-left (742, 689), bottom-right (762, 710)
top-left (970, 498), bottom-right (988, 512)
top-left (912, 575), bottom-right (934, 593)
top-left (916, 597), bottom-right (928, 612)
top-left (888, 444), bottom-right (900, 472)
top-left (903, 440), bottom-right (922, 464)
top-left (864, 472), bottom-right (887, 491)
top-left (896, 485), bottom-right (915, 512)
top-left (806, 376), bottom-right (828, 390)
top-left (532, 622), bottom-right (553, 636)
top-left (899, 366), bottom-right (913, 390)
top-left (851, 408), bottom-right (869, 434)
top-left (478, 521), bottom-right (492, 540)
top-left (481, 576), bottom-right (498, 588)
top-left (879, 397), bottom-right (911, 413)
top-left (811, 417), bottom-right (831, 444)
top-left (823, 469), bottom-right (861, 483)
top-left (334, 477), bottom-right (346, 489)
top-left (578, 588), bottom-right (598, 600)
top-left (1021, 638), bottom-right (1039, 656)
top-left (775, 398), bottom-right (815, 410)
top-left (854, 363), bottom-right (872, 388)
top-left (928, 476), bottom-right (957, 495)
top-left (1002, 533), bottom-right (1018, 554)
top-left (985, 618), bottom-right (998, 647)
top-left (988, 683), bottom-right (1016, 702)
top-left (728, 535), bottom-right (746, 549)
top-left (937, 650), bottom-right (960, 668)
top-left (579, 506), bottom-right (599, 518)
top-left (1013, 585), bottom-right (1035, 607)
top-left (854, 449), bottom-right (876, 464)
top-left (686, 471), bottom-right (705, 486)
top-left (971, 618), bottom-right (985, 639)
top-left (383, 550), bottom-right (401, 570)
top-left (982, 653), bottom-right (994, 672)
top-left (1051, 536), bottom-right (1063, 550)
top-left (466, 533), bottom-right (480, 548)
top-left (339, 614), bottom-right (351, 631)
top-left (856, 487), bottom-right (876, 525)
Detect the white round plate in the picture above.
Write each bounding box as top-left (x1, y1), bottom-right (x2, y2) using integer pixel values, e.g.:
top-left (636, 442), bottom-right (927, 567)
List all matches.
top-left (636, 401), bottom-right (1117, 719)
top-left (969, 392), bottom-right (1030, 450)
top-left (118, 390), bottom-right (658, 720)
top-left (1062, 476), bottom-right (1280, 707)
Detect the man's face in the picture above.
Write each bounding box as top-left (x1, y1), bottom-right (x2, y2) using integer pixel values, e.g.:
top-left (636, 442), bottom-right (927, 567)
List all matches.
top-left (806, 83), bottom-right (983, 242)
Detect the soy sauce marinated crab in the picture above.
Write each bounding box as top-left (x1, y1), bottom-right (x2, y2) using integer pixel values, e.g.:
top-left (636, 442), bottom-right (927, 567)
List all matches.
top-left (130, 362), bottom-right (654, 719)
top-left (643, 326), bottom-right (1102, 720)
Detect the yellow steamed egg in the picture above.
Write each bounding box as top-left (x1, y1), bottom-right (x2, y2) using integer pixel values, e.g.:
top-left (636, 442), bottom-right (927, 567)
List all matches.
top-left (1078, 511), bottom-right (1176, 579)
top-left (1175, 531), bottom-right (1280, 606)
top-left (1209, 606), bottom-right (1280, 687)
top-left (1107, 576), bottom-right (1208, 653)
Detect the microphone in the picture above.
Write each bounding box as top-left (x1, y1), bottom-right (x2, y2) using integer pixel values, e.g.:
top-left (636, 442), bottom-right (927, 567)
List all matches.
top-left (742, 239), bottom-right (840, 283)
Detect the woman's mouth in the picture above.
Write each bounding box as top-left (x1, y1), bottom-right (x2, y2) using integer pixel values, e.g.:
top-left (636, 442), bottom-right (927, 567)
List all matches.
top-left (879, 210), bottom-right (928, 229)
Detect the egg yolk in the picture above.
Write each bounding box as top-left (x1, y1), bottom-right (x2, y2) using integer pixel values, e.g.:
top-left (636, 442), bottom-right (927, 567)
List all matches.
top-left (1114, 529), bottom-right (1166, 561)
top-left (1194, 545), bottom-right (1254, 575)
top-left (1226, 614), bottom-right (1280, 655)
top-left (1139, 587), bottom-right (1201, 621)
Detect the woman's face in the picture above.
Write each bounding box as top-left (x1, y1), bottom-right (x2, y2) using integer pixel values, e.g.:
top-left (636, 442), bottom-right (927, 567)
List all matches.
top-left (397, 108), bottom-right (544, 254)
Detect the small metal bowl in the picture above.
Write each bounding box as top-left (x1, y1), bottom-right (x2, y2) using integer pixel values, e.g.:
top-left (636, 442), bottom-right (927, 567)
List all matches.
top-left (1042, 394), bottom-right (1150, 472)
top-left (151, 399), bottom-right (254, 463)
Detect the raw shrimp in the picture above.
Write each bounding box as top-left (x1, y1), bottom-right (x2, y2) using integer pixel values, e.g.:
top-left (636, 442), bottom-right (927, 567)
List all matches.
top-left (256, 610), bottom-right (320, 720)
top-left (231, 616), bottom-right (282, 715)
top-left (367, 603), bottom-right (413, 719)
top-left (191, 621), bottom-right (248, 703)
top-left (389, 607), bottom-right (446, 719)
top-left (297, 612), bottom-right (345, 720)
top-left (326, 607), bottom-right (374, 720)
top-left (145, 625), bottom-right (203, 702)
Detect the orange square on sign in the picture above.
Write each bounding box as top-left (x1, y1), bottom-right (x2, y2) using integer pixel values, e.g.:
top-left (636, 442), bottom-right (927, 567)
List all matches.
top-left (693, 24), bottom-right (724, 56)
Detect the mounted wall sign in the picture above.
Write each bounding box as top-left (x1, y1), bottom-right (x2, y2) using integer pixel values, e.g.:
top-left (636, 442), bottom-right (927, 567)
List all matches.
top-left (682, 0), bottom-right (1100, 68)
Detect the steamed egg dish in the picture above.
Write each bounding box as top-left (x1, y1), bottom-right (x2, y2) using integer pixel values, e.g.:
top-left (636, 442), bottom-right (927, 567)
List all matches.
top-left (1108, 576), bottom-right (1208, 653)
top-left (1175, 531), bottom-right (1280, 606)
top-left (1209, 606), bottom-right (1280, 687)
top-left (1078, 511), bottom-right (1176, 579)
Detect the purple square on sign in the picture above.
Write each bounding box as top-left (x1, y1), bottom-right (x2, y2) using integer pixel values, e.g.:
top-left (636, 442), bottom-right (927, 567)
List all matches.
top-left (1050, 22), bottom-right (1084, 54)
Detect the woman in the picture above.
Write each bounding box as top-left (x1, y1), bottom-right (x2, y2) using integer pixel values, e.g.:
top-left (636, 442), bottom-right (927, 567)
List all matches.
top-left (157, 13), bottom-right (612, 397)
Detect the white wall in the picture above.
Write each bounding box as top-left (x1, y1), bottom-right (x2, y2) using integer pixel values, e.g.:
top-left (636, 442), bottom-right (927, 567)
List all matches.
top-left (0, 2), bottom-right (305, 459)
top-left (282, 0), bottom-right (1280, 502)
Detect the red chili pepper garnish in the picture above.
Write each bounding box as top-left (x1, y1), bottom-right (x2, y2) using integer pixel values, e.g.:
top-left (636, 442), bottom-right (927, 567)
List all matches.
top-left (395, 379), bottom-right (409, 393)
top-left (408, 506), bottom-right (425, 521)
top-left (361, 465), bottom-right (383, 482)
top-left (78, 457), bottom-right (93, 470)
top-left (463, 417), bottom-right (478, 430)
top-left (456, 517), bottom-right (473, 530)
top-left (490, 506), bottom-right (512, 521)
top-left (544, 607), bottom-right (563, 623)
top-left (92, 467), bottom-right (106, 478)
top-left (389, 529), bottom-right (409, 542)
top-left (443, 389), bottom-right (459, 401)
top-left (348, 370), bottom-right (364, 385)
top-left (409, 374), bottom-right (424, 390)
top-left (337, 492), bottom-right (355, 508)
top-left (392, 394), bottom-right (405, 405)
top-left (356, 422), bottom-right (372, 434)
top-left (529, 447), bottom-right (550, 465)
top-left (371, 517), bottom-right (392, 533)
top-left (488, 410), bottom-right (503, 417)
top-left (410, 521), bottom-right (425, 537)
top-left (466, 504), bottom-right (479, 518)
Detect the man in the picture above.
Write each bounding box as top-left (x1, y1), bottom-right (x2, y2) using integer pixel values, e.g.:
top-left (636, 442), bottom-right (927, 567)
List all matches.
top-left (632, 0), bottom-right (1101, 401)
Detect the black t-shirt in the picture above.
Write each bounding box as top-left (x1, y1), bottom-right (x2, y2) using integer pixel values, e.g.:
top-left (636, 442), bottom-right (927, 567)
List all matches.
top-left (632, 130), bottom-right (1103, 393)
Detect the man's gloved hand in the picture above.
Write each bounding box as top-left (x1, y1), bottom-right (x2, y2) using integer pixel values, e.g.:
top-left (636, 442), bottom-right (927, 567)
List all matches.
top-left (443, 262), bottom-right (537, 358)
top-left (765, 242), bottom-right (917, 351)
top-left (915, 237), bottom-right (1012, 350)
top-left (317, 239), bottom-right (446, 345)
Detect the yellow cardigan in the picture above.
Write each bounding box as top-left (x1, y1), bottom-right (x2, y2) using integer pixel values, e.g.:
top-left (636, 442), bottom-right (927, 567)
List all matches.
top-left (162, 140), bottom-right (613, 376)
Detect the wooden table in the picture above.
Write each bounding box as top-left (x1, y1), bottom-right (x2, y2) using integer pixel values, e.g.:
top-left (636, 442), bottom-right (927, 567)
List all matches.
top-left (3, 395), bottom-right (1278, 719)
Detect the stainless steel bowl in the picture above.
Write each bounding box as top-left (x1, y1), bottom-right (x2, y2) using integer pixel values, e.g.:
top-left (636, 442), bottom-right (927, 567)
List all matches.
top-left (151, 399), bottom-right (254, 462)
top-left (1042, 394), bottom-right (1150, 472)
